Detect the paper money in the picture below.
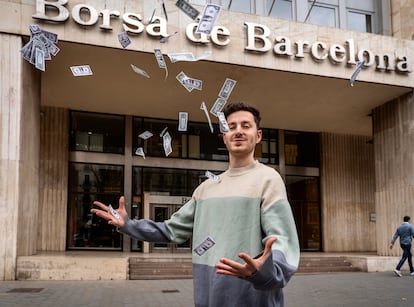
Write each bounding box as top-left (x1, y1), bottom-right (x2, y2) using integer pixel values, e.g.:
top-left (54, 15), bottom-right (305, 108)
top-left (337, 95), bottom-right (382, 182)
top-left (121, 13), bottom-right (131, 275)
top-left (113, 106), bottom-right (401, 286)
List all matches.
top-left (210, 97), bottom-right (227, 117)
top-left (118, 31), bottom-right (131, 48)
top-left (176, 71), bottom-right (194, 92)
top-left (131, 64), bottom-right (150, 78)
top-left (350, 60), bottom-right (365, 87)
top-left (70, 65), bottom-right (93, 76)
top-left (154, 48), bottom-right (168, 79)
top-left (108, 205), bottom-right (121, 220)
top-left (163, 131), bottom-right (173, 156)
top-left (193, 236), bottom-right (216, 256)
top-left (176, 0), bottom-right (201, 20)
top-left (205, 170), bottom-right (220, 181)
top-left (160, 127), bottom-right (168, 137)
top-left (217, 112), bottom-right (229, 133)
top-left (218, 78), bottom-right (237, 99)
top-left (196, 4), bottom-right (221, 35)
top-left (35, 48), bottom-right (45, 72)
top-left (138, 131), bottom-right (153, 140)
top-left (200, 102), bottom-right (214, 133)
top-left (20, 25), bottom-right (59, 71)
top-left (167, 51), bottom-right (211, 63)
top-left (178, 112), bottom-right (188, 132)
top-left (135, 147), bottom-right (146, 159)
top-left (160, 31), bottom-right (178, 43)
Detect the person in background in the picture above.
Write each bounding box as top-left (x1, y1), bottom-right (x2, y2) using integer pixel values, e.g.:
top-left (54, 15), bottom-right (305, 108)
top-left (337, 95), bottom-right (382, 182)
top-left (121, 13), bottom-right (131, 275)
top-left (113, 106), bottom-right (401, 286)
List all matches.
top-left (389, 215), bottom-right (414, 277)
top-left (91, 102), bottom-right (300, 307)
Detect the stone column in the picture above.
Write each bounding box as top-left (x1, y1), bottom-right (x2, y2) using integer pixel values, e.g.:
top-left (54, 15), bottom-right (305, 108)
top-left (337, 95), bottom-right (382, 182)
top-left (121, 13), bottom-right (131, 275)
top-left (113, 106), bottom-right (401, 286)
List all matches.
top-left (373, 91), bottom-right (414, 256)
top-left (0, 33), bottom-right (40, 280)
top-left (390, 0), bottom-right (414, 39)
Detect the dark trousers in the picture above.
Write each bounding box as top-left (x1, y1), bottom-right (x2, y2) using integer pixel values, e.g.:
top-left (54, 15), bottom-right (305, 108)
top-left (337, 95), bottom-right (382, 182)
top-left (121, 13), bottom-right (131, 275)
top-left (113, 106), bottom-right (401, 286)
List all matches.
top-left (396, 243), bottom-right (414, 272)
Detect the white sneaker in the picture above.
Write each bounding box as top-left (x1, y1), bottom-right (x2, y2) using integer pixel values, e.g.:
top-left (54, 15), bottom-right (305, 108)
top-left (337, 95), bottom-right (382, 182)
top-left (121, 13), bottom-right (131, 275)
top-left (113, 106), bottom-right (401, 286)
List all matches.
top-left (394, 269), bottom-right (402, 277)
top-left (410, 272), bottom-right (414, 276)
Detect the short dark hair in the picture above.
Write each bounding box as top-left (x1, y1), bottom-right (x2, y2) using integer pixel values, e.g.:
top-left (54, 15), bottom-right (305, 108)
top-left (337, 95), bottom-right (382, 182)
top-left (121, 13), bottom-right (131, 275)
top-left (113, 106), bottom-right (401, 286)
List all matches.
top-left (223, 102), bottom-right (261, 129)
top-left (404, 216), bottom-right (410, 222)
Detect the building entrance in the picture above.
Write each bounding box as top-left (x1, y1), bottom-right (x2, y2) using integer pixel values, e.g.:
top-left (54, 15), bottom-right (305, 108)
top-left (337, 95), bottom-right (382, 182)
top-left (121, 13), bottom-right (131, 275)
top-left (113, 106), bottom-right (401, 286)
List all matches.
top-left (145, 194), bottom-right (192, 254)
top-left (286, 176), bottom-right (321, 251)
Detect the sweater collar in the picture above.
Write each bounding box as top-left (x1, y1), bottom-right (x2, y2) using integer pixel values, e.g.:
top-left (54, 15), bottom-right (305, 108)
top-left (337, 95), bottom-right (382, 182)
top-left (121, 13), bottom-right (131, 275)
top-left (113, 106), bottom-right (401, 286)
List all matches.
top-left (227, 160), bottom-right (258, 177)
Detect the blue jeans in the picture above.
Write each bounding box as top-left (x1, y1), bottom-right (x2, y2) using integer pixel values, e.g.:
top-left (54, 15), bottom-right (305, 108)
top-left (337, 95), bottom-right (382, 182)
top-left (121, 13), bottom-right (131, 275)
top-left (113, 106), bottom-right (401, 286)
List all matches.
top-left (396, 244), bottom-right (414, 272)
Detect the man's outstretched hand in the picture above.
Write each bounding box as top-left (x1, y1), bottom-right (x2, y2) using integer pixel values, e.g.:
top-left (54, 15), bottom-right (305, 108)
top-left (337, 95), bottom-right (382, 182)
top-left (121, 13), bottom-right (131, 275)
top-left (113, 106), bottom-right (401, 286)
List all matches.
top-left (91, 196), bottom-right (127, 228)
top-left (215, 236), bottom-right (277, 278)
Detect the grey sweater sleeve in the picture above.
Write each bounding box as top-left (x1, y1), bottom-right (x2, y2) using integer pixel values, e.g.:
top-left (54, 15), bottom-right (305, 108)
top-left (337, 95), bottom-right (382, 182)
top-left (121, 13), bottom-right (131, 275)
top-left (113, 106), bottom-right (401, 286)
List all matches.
top-left (119, 215), bottom-right (172, 243)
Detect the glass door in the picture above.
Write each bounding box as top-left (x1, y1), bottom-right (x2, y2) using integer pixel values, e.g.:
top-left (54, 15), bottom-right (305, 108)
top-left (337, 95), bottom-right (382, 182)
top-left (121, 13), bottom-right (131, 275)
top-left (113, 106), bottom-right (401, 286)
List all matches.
top-left (149, 196), bottom-right (192, 254)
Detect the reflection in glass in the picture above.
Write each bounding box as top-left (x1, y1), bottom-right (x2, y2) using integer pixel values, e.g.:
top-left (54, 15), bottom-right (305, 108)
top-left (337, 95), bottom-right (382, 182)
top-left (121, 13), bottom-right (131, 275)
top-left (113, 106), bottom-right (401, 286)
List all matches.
top-left (222, 0), bottom-right (252, 13)
top-left (267, 0), bottom-right (292, 19)
top-left (284, 130), bottom-right (319, 167)
top-left (307, 5), bottom-right (336, 27)
top-left (67, 163), bottom-right (124, 250)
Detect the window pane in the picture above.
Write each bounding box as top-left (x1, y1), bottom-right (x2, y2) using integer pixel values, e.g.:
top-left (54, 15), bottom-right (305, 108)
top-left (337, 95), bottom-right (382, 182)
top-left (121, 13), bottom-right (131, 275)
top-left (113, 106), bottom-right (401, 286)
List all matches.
top-left (348, 11), bottom-right (372, 33)
top-left (222, 0), bottom-right (252, 14)
top-left (307, 5), bottom-right (336, 27)
top-left (267, 0), bottom-right (292, 20)
top-left (133, 118), bottom-right (182, 158)
top-left (257, 129), bottom-right (278, 164)
top-left (284, 131), bottom-right (319, 167)
top-left (67, 163), bottom-right (124, 250)
top-left (188, 122), bottom-right (228, 161)
top-left (70, 111), bottom-right (125, 154)
top-left (142, 167), bottom-right (206, 196)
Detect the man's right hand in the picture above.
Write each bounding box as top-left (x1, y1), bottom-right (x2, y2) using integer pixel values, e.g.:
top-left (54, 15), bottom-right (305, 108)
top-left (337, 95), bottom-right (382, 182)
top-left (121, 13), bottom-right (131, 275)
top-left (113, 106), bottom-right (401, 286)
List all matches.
top-left (91, 196), bottom-right (127, 228)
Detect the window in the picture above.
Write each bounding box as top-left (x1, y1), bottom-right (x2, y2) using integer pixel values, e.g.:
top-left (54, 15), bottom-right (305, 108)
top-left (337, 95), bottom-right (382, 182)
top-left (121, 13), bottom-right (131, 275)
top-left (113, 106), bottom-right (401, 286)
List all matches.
top-left (257, 129), bottom-right (278, 164)
top-left (347, 11), bottom-right (373, 33)
top-left (67, 163), bottom-right (124, 250)
top-left (141, 167), bottom-right (207, 196)
top-left (133, 117), bottom-right (227, 161)
top-left (70, 111), bottom-right (125, 154)
top-left (267, 0), bottom-right (292, 19)
top-left (221, 0), bottom-right (252, 14)
top-left (284, 131), bottom-right (319, 167)
top-left (306, 4), bottom-right (337, 27)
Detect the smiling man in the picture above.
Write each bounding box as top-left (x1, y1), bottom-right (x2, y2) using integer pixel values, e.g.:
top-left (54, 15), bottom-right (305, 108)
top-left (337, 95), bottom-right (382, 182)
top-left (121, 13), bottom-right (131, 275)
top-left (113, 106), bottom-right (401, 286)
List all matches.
top-left (92, 102), bottom-right (300, 307)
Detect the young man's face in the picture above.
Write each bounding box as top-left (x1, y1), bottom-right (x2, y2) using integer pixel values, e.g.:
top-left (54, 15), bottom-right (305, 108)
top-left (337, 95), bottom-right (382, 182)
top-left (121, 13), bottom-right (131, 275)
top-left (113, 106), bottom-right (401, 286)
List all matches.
top-left (222, 110), bottom-right (262, 157)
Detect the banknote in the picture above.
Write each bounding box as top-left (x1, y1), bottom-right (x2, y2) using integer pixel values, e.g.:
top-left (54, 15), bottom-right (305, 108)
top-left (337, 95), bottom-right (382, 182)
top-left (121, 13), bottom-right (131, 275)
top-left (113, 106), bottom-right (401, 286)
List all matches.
top-left (154, 49), bottom-right (168, 79)
top-left (160, 31), bottom-right (178, 43)
top-left (178, 112), bottom-right (188, 132)
top-left (118, 31), bottom-right (131, 48)
top-left (176, 71), bottom-right (193, 92)
top-left (210, 97), bottom-right (227, 117)
top-left (350, 60), bottom-right (365, 87)
top-left (160, 127), bottom-right (169, 137)
top-left (131, 64), bottom-right (150, 78)
top-left (200, 102), bottom-right (214, 133)
top-left (135, 147), bottom-right (146, 159)
top-left (167, 51), bottom-right (212, 63)
top-left (138, 131), bottom-right (153, 140)
top-left (218, 78), bottom-right (237, 99)
top-left (196, 4), bottom-right (221, 35)
top-left (205, 170), bottom-right (220, 181)
top-left (21, 25), bottom-right (59, 71)
top-left (70, 65), bottom-right (93, 76)
top-left (163, 131), bottom-right (173, 156)
top-left (217, 111), bottom-right (229, 133)
top-left (176, 0), bottom-right (201, 20)
top-left (35, 48), bottom-right (45, 72)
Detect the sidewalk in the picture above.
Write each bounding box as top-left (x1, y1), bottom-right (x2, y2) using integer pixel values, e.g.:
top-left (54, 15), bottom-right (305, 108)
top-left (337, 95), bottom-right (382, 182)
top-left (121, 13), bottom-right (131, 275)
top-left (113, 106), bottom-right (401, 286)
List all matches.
top-left (0, 271), bottom-right (413, 306)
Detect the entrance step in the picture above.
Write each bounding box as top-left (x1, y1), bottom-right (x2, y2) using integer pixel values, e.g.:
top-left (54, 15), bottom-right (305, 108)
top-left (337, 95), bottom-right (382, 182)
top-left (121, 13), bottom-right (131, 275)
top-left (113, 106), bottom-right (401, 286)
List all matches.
top-left (129, 256), bottom-right (193, 280)
top-left (298, 255), bottom-right (361, 274)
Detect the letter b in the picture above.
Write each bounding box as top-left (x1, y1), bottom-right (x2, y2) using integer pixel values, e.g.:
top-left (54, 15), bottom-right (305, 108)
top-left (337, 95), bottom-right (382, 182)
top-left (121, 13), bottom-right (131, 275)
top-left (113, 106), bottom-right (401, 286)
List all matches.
top-left (32, 0), bottom-right (70, 22)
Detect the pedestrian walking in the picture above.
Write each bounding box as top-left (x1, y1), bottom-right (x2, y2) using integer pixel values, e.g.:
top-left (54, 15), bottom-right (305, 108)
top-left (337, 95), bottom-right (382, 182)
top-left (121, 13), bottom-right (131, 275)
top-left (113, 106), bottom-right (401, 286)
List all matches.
top-left (389, 215), bottom-right (414, 277)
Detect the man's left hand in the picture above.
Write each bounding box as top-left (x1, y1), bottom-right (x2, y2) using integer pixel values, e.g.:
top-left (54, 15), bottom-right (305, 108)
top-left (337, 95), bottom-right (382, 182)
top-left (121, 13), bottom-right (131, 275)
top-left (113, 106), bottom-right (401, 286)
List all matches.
top-left (215, 236), bottom-right (277, 278)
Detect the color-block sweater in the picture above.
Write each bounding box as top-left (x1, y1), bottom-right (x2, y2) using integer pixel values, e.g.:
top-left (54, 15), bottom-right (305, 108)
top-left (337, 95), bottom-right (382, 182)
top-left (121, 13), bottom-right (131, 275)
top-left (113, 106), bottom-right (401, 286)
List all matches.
top-left (120, 161), bottom-right (300, 307)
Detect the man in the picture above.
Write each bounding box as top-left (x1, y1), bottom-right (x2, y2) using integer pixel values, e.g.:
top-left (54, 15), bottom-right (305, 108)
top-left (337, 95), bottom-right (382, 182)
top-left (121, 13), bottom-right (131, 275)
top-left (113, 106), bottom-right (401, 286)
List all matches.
top-left (389, 215), bottom-right (414, 277)
top-left (91, 102), bottom-right (300, 306)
